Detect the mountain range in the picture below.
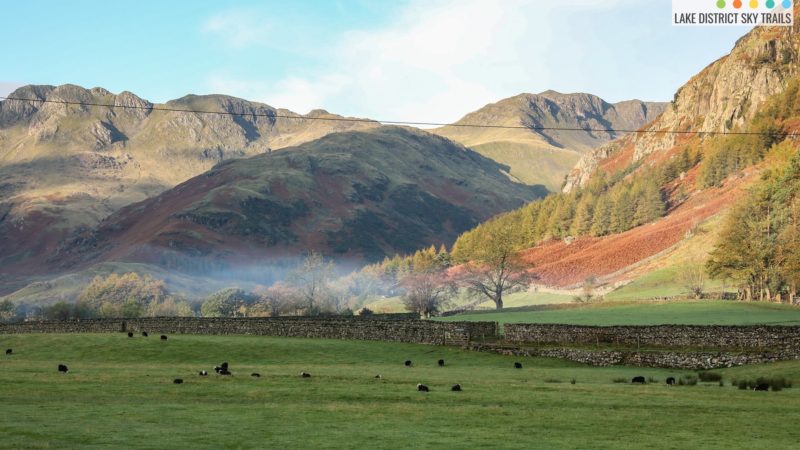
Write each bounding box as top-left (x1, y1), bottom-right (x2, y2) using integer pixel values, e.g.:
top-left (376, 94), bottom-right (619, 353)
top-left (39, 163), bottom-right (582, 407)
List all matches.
top-left (0, 81), bottom-right (663, 298)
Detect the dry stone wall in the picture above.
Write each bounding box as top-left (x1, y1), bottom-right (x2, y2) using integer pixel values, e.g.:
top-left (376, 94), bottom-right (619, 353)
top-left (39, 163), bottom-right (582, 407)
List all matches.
top-left (469, 343), bottom-right (800, 370)
top-left (0, 317), bottom-right (497, 347)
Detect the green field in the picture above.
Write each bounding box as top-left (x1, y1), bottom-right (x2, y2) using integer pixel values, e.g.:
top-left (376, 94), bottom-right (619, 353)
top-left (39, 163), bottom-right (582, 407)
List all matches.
top-left (437, 301), bottom-right (800, 327)
top-left (1, 334), bottom-right (799, 449)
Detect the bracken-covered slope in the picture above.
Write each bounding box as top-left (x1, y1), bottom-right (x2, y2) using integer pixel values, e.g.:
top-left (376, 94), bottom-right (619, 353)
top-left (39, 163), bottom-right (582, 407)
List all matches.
top-left (432, 91), bottom-right (666, 190)
top-left (56, 126), bottom-right (546, 275)
top-left (0, 84), bottom-right (378, 281)
top-left (450, 19), bottom-right (800, 290)
top-left (563, 24), bottom-right (799, 193)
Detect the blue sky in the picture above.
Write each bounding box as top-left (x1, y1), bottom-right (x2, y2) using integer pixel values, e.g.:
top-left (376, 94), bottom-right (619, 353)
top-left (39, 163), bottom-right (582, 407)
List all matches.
top-left (0, 0), bottom-right (753, 123)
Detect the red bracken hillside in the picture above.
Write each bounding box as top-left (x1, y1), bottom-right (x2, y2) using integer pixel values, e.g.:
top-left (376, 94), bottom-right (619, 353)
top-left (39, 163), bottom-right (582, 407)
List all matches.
top-left (451, 19), bottom-right (800, 289)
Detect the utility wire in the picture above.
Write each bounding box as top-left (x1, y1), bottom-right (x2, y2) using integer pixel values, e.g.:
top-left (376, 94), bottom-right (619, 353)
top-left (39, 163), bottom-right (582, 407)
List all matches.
top-left (1, 95), bottom-right (797, 138)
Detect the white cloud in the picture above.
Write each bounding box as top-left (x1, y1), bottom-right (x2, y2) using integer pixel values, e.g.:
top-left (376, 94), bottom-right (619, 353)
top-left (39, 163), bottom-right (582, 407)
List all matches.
top-left (203, 0), bottom-right (671, 123)
top-left (202, 10), bottom-right (273, 49)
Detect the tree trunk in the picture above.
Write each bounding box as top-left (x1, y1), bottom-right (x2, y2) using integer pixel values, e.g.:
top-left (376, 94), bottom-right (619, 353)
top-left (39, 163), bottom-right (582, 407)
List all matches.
top-left (494, 296), bottom-right (504, 310)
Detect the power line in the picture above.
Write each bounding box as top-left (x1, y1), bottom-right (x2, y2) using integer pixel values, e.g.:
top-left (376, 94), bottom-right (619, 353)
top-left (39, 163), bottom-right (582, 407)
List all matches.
top-left (1, 95), bottom-right (797, 138)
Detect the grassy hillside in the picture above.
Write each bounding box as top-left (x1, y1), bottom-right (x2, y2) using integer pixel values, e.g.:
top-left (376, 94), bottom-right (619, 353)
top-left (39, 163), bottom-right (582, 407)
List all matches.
top-left (470, 141), bottom-right (581, 189)
top-left (437, 301), bottom-right (800, 326)
top-left (57, 126), bottom-right (545, 274)
top-left (432, 92), bottom-right (665, 190)
top-left (1, 334), bottom-right (798, 448)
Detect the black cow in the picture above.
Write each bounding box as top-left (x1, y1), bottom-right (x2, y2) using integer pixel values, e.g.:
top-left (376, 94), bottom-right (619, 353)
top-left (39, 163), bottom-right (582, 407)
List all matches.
top-left (5, 348), bottom-right (11, 355)
top-left (251, 373), bottom-right (261, 378)
top-left (300, 372), bottom-right (311, 378)
top-left (404, 360), bottom-right (412, 367)
top-left (127, 332), bottom-right (134, 338)
top-left (173, 379), bottom-right (184, 384)
top-left (221, 362), bottom-right (229, 370)
top-left (451, 384), bottom-right (462, 392)
top-left (666, 377), bottom-right (676, 386)
top-left (142, 331), bottom-right (149, 337)
top-left (219, 369), bottom-right (232, 376)
top-left (58, 364), bottom-right (68, 373)
top-left (631, 376), bottom-right (646, 384)
top-left (374, 374), bottom-right (382, 379)
top-left (214, 366), bottom-right (222, 374)
top-left (199, 370), bottom-right (208, 376)
top-left (417, 384), bottom-right (429, 392)
top-left (754, 383), bottom-right (770, 391)
top-left (160, 335), bottom-right (168, 341)
top-left (438, 359), bottom-right (445, 367)
top-left (514, 362), bottom-right (523, 369)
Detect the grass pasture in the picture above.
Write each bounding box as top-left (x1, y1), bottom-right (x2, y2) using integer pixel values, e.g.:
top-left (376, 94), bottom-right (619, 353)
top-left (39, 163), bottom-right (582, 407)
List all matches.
top-left (437, 300), bottom-right (800, 327)
top-left (1, 333), bottom-right (800, 449)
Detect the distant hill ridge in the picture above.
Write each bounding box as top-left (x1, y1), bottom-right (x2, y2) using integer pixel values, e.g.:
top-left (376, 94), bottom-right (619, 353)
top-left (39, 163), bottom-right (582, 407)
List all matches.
top-left (432, 91), bottom-right (666, 190)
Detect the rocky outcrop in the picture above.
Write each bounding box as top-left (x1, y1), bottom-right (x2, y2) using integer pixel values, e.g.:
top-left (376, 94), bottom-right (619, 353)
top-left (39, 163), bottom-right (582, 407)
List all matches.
top-left (564, 23), bottom-right (799, 192)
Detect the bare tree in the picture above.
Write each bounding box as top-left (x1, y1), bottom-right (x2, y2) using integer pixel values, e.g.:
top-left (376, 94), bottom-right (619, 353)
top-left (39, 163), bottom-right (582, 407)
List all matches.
top-left (288, 252), bottom-right (334, 315)
top-left (574, 276), bottom-right (598, 304)
top-left (255, 282), bottom-right (299, 317)
top-left (399, 271), bottom-right (455, 318)
top-left (677, 263), bottom-right (707, 299)
top-left (460, 233), bottom-right (537, 310)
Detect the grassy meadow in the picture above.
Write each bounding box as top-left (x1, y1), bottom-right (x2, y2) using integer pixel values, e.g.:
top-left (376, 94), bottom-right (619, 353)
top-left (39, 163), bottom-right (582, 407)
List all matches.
top-left (436, 301), bottom-right (800, 327)
top-left (1, 333), bottom-right (800, 449)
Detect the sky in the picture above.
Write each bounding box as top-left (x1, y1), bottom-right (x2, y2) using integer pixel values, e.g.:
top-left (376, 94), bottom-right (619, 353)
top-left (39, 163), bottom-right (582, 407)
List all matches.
top-left (0, 0), bottom-right (754, 124)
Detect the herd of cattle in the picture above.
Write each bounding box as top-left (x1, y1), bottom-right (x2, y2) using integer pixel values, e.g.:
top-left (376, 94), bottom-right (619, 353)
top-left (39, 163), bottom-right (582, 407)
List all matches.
top-left (0, 333), bottom-right (775, 392)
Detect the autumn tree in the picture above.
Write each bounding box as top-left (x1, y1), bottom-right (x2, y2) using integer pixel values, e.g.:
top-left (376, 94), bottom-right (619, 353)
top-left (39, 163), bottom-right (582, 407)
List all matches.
top-left (254, 282), bottom-right (299, 317)
top-left (0, 300), bottom-right (14, 322)
top-left (460, 226), bottom-right (537, 310)
top-left (201, 288), bottom-right (258, 317)
top-left (78, 272), bottom-right (175, 318)
top-left (400, 271), bottom-right (455, 318)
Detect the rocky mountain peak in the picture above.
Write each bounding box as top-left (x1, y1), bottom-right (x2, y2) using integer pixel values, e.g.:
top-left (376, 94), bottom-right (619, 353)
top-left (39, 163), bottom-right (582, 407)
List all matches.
top-left (563, 22), bottom-right (800, 193)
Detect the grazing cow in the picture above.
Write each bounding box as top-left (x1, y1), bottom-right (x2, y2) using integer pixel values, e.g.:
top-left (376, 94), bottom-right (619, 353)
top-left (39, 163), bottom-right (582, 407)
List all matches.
top-left (221, 362), bottom-right (229, 370)
top-left (438, 359), bottom-right (445, 367)
top-left (199, 370), bottom-right (208, 376)
top-left (300, 372), bottom-right (311, 378)
top-left (173, 379), bottom-right (183, 384)
top-left (127, 332), bottom-right (134, 338)
top-left (214, 366), bottom-right (222, 374)
top-left (58, 364), bottom-right (68, 373)
top-left (251, 373), bottom-right (261, 378)
top-left (754, 383), bottom-right (770, 391)
top-left (451, 384), bottom-right (462, 392)
top-left (404, 360), bottom-right (412, 367)
top-left (417, 384), bottom-right (429, 392)
top-left (160, 335), bottom-right (168, 341)
top-left (514, 362), bottom-right (523, 369)
top-left (142, 331), bottom-right (149, 337)
top-left (631, 376), bottom-right (646, 384)
top-left (374, 375), bottom-right (382, 379)
top-left (666, 377), bottom-right (676, 386)
top-left (219, 369), bottom-right (232, 376)
top-left (5, 349), bottom-right (12, 355)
